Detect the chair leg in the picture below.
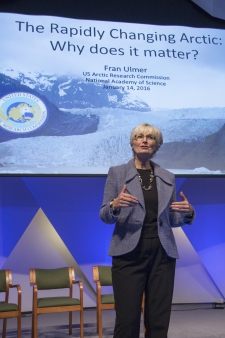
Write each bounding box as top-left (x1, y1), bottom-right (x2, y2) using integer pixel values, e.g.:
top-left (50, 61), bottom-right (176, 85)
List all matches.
top-left (80, 308), bottom-right (84, 338)
top-left (17, 313), bottom-right (21, 338)
top-left (96, 305), bottom-right (99, 333)
top-left (32, 312), bottom-right (38, 338)
top-left (31, 312), bottom-right (34, 338)
top-left (69, 311), bottom-right (72, 335)
top-left (2, 318), bottom-right (7, 338)
top-left (98, 309), bottom-right (103, 338)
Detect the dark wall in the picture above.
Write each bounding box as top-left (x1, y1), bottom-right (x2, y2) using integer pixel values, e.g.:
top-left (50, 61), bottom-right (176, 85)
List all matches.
top-left (1, 0), bottom-right (225, 29)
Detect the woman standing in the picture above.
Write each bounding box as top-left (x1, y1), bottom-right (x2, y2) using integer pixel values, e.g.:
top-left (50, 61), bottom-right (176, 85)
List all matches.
top-left (100, 123), bottom-right (195, 338)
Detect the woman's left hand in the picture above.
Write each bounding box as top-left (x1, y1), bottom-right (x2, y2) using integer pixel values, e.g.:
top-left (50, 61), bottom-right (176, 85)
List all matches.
top-left (170, 191), bottom-right (194, 217)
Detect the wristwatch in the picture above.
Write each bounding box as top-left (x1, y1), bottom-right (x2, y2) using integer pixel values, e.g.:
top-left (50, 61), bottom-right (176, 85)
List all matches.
top-left (110, 199), bottom-right (120, 215)
top-left (110, 199), bottom-right (115, 210)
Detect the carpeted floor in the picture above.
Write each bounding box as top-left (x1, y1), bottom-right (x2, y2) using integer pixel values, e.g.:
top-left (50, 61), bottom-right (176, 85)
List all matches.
top-left (5, 324), bottom-right (115, 338)
top-left (1, 304), bottom-right (225, 338)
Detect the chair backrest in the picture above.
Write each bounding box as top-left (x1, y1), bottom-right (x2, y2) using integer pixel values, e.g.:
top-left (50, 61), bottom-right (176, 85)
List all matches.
top-left (30, 267), bottom-right (73, 290)
top-left (94, 266), bottom-right (112, 286)
top-left (0, 270), bottom-right (6, 292)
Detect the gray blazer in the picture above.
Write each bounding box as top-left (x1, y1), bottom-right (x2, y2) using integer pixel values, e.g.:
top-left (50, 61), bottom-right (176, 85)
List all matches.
top-left (100, 159), bottom-right (195, 258)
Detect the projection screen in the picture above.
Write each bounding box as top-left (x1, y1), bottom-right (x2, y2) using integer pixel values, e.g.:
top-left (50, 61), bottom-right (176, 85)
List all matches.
top-left (0, 13), bottom-right (225, 175)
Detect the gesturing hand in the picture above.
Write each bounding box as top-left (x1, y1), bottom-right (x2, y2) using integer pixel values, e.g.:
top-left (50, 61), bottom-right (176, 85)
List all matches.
top-left (112, 185), bottom-right (139, 209)
top-left (170, 191), bottom-right (193, 217)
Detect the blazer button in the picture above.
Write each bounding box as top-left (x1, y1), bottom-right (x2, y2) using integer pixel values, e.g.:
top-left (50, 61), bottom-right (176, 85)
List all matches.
top-left (159, 220), bottom-right (163, 226)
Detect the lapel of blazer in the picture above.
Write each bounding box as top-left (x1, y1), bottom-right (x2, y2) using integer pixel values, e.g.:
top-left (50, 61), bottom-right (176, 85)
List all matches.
top-left (152, 161), bottom-right (174, 216)
top-left (124, 159), bottom-right (145, 210)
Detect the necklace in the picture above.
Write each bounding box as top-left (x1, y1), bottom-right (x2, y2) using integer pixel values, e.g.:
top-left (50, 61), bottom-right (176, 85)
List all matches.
top-left (138, 167), bottom-right (154, 191)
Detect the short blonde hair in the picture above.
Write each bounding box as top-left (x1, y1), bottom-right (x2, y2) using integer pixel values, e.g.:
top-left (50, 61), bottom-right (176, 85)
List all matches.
top-left (130, 123), bottom-right (163, 153)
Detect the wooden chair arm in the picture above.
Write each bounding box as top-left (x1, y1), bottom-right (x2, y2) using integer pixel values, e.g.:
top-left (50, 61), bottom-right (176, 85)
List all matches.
top-left (9, 284), bottom-right (22, 297)
top-left (72, 280), bottom-right (83, 292)
top-left (9, 284), bottom-right (21, 291)
top-left (30, 283), bottom-right (37, 286)
top-left (72, 280), bottom-right (83, 306)
top-left (30, 282), bottom-right (38, 294)
top-left (93, 268), bottom-right (105, 298)
top-left (72, 280), bottom-right (83, 293)
top-left (72, 280), bottom-right (82, 286)
top-left (96, 280), bottom-right (101, 294)
top-left (9, 284), bottom-right (22, 311)
top-left (93, 279), bottom-right (102, 309)
top-left (31, 284), bottom-right (38, 291)
top-left (30, 283), bottom-right (38, 305)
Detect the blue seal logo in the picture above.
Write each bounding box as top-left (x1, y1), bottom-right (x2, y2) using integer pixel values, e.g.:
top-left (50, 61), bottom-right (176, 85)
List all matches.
top-left (0, 92), bottom-right (48, 133)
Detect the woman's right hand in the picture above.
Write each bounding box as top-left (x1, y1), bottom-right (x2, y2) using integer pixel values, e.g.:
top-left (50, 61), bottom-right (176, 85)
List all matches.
top-left (112, 185), bottom-right (139, 209)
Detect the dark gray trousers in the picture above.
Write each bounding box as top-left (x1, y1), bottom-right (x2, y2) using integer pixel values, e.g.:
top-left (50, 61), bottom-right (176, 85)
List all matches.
top-left (112, 237), bottom-right (176, 338)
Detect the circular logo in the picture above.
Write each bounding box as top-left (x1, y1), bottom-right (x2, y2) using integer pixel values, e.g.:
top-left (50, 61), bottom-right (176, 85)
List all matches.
top-left (0, 92), bottom-right (48, 133)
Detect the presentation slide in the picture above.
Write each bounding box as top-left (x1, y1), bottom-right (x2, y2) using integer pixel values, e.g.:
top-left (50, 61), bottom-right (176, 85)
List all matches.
top-left (0, 13), bottom-right (225, 175)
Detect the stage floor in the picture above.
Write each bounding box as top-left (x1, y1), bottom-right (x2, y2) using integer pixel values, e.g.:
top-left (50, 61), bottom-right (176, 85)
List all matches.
top-left (1, 304), bottom-right (224, 337)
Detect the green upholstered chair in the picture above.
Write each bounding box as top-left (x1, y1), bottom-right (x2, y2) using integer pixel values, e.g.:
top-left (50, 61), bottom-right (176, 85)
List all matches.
top-left (93, 265), bottom-right (145, 338)
top-left (0, 269), bottom-right (22, 338)
top-left (93, 266), bottom-right (114, 338)
top-left (30, 267), bottom-right (84, 338)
